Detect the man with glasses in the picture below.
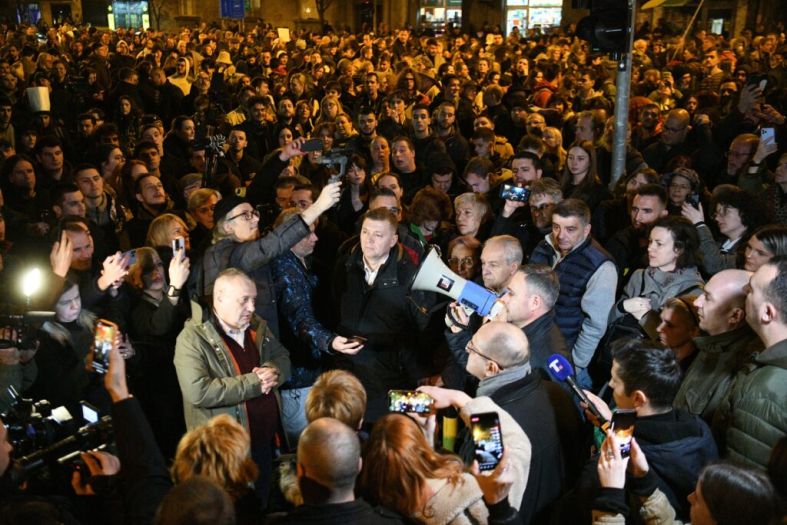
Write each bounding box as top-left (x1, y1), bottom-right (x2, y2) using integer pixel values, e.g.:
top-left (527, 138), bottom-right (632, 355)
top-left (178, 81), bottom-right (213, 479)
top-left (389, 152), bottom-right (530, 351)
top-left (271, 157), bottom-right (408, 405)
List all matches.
top-left (421, 321), bottom-right (580, 522)
top-left (643, 108), bottom-right (705, 175)
top-left (721, 133), bottom-right (768, 191)
top-left (201, 166), bottom-right (341, 337)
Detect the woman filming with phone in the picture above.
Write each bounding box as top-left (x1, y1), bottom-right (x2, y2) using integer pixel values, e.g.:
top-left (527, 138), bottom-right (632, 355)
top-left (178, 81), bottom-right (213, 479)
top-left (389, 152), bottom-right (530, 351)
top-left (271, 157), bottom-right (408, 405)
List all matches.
top-left (124, 246), bottom-right (190, 459)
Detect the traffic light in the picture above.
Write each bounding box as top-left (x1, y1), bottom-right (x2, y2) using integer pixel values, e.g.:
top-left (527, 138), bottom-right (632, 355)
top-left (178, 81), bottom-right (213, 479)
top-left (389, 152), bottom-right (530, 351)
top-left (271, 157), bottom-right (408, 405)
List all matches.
top-left (576, 0), bottom-right (630, 54)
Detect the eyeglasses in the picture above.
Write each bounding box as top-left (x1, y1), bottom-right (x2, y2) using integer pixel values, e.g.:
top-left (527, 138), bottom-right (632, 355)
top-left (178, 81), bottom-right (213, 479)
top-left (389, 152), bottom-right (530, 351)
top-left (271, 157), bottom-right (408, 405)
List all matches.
top-left (466, 339), bottom-right (504, 369)
top-left (448, 256), bottom-right (475, 267)
top-left (227, 209), bottom-right (260, 222)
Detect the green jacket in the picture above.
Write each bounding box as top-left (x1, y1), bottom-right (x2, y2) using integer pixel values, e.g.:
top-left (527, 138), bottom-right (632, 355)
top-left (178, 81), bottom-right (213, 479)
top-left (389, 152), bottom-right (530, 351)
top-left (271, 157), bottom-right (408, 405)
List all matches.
top-left (673, 325), bottom-right (762, 433)
top-left (174, 301), bottom-right (292, 432)
top-left (717, 338), bottom-right (787, 469)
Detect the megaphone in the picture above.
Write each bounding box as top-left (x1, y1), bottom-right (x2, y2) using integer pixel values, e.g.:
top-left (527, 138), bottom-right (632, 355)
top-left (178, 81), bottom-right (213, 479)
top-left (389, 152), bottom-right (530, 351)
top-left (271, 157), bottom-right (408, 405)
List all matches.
top-left (410, 249), bottom-right (502, 317)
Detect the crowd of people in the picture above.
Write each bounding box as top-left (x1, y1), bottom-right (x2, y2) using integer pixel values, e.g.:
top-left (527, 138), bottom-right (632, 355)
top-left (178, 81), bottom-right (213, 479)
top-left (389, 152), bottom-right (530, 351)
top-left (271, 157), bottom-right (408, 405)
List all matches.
top-left (0, 13), bottom-right (785, 525)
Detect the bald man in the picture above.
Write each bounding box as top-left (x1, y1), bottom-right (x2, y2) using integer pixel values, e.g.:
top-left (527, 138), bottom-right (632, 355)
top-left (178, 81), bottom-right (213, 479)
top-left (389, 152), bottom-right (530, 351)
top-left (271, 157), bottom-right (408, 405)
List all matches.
top-left (280, 417), bottom-right (404, 524)
top-left (724, 133), bottom-right (773, 193)
top-left (673, 269), bottom-right (763, 428)
top-left (174, 267), bottom-right (291, 506)
top-left (422, 321), bottom-right (581, 522)
top-left (643, 108), bottom-right (693, 173)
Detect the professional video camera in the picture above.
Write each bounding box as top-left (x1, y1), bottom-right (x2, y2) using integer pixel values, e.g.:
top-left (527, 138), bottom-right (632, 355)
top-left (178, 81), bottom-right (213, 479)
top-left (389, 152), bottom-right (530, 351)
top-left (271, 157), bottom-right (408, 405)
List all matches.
top-left (0, 306), bottom-right (54, 351)
top-left (2, 387), bottom-right (114, 491)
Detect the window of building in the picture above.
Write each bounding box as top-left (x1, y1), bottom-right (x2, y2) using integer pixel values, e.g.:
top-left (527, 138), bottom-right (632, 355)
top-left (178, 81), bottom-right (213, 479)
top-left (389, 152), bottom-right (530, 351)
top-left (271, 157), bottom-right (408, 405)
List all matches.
top-left (505, 0), bottom-right (562, 34)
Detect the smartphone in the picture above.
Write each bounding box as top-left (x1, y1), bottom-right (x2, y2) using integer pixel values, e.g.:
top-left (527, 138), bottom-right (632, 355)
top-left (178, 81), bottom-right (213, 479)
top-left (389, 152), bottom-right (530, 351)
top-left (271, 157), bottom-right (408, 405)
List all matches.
top-left (611, 409), bottom-right (637, 458)
top-left (388, 390), bottom-right (435, 415)
top-left (347, 335), bottom-right (367, 344)
top-left (122, 249), bottom-right (137, 265)
top-left (761, 127), bottom-right (776, 143)
top-left (470, 411), bottom-right (504, 471)
top-left (686, 192), bottom-right (700, 209)
top-left (81, 402), bottom-right (99, 425)
top-left (92, 319), bottom-right (118, 374)
top-left (172, 237), bottom-right (185, 252)
top-left (500, 184), bottom-right (530, 203)
top-left (748, 74), bottom-right (768, 92)
top-left (301, 138), bottom-right (324, 152)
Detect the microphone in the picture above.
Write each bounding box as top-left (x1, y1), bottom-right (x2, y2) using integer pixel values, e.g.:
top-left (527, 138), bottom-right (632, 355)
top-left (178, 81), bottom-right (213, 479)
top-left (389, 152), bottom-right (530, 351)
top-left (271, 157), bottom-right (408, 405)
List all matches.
top-left (546, 354), bottom-right (610, 431)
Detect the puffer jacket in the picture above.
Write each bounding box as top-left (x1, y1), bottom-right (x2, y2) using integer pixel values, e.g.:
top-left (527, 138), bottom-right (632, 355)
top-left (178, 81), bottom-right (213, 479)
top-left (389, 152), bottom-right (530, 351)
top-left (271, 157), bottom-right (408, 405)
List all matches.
top-left (673, 324), bottom-right (762, 429)
top-left (173, 301), bottom-right (291, 432)
top-left (719, 338), bottom-right (787, 469)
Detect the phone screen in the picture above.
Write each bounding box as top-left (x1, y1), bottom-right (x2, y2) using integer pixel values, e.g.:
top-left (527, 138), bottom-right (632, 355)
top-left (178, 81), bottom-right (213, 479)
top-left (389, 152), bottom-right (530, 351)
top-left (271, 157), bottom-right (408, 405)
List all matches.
top-left (93, 319), bottom-right (117, 374)
top-left (301, 138), bottom-right (324, 152)
top-left (611, 410), bottom-right (636, 457)
top-left (388, 390), bottom-right (434, 414)
top-left (471, 411), bottom-right (504, 471)
top-left (123, 249), bottom-right (137, 266)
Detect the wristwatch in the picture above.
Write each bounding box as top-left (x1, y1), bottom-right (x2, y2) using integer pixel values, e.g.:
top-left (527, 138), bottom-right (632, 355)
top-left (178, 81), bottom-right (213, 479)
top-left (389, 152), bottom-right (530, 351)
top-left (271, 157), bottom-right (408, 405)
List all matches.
top-left (166, 285), bottom-right (180, 298)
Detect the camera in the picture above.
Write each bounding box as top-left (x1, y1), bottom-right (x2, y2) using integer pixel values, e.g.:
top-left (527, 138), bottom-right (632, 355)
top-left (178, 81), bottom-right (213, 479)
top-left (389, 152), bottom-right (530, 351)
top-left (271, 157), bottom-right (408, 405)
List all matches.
top-left (0, 305), bottom-right (54, 352)
top-left (2, 388), bottom-right (114, 490)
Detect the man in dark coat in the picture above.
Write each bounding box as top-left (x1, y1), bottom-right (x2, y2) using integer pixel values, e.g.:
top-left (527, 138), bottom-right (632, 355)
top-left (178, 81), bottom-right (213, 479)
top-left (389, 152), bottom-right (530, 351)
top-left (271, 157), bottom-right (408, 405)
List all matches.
top-left (332, 208), bottom-right (436, 421)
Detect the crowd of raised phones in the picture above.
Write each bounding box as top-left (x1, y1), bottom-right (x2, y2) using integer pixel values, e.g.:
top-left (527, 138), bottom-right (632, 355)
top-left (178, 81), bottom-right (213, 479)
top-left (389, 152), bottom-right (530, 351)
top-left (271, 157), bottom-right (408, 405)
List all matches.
top-left (0, 15), bottom-right (785, 525)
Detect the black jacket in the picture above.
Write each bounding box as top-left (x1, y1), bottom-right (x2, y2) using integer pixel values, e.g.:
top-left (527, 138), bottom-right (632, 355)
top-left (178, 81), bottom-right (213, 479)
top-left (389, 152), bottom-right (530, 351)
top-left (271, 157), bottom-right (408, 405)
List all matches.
top-left (459, 372), bottom-right (579, 525)
top-left (522, 310), bottom-right (571, 378)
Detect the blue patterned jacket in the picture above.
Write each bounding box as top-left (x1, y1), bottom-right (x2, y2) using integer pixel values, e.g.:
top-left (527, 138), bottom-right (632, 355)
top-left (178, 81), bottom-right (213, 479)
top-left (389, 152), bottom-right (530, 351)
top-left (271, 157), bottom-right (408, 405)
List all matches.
top-left (271, 250), bottom-right (335, 389)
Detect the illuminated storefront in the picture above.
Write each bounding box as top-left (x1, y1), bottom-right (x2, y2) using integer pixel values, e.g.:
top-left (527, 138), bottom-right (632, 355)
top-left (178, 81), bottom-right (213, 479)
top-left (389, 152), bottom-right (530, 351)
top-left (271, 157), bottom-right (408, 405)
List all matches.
top-left (505, 0), bottom-right (562, 34)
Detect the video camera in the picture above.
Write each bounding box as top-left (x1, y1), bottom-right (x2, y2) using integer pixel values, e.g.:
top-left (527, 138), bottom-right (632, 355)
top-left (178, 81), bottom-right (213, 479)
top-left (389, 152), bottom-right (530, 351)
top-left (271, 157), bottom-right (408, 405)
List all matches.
top-left (0, 306), bottom-right (54, 352)
top-left (2, 387), bottom-right (114, 490)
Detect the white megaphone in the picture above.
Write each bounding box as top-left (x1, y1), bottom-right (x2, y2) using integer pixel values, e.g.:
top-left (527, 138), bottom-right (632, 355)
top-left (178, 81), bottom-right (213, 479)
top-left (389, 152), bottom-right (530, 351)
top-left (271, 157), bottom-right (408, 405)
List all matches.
top-left (410, 249), bottom-right (503, 317)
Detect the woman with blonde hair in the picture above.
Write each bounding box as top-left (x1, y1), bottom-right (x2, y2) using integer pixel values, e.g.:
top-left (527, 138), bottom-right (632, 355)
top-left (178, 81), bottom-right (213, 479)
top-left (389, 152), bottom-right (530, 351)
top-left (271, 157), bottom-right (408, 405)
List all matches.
top-left (146, 213), bottom-right (190, 251)
top-left (359, 413), bottom-right (488, 524)
top-left (172, 414), bottom-right (261, 517)
top-left (314, 94), bottom-right (345, 125)
top-left (542, 127), bottom-right (566, 173)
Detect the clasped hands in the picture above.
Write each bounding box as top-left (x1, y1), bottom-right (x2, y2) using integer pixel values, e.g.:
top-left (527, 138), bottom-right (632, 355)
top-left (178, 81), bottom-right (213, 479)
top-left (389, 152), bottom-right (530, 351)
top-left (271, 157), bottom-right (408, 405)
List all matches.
top-left (253, 365), bottom-right (279, 394)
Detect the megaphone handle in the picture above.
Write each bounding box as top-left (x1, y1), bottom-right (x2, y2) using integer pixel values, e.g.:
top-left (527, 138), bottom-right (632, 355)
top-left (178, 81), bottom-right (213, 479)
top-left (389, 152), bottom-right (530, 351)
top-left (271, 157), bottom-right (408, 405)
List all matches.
top-left (446, 306), bottom-right (470, 330)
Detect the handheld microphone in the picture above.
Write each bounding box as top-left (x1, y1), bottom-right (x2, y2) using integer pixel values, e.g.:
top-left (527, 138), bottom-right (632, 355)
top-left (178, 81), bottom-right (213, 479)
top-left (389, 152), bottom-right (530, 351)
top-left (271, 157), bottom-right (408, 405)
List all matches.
top-left (546, 354), bottom-right (610, 431)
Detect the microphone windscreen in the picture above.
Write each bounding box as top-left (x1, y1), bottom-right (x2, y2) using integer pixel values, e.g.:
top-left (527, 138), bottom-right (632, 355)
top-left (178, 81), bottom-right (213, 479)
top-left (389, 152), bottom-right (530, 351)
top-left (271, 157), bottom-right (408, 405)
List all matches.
top-left (546, 353), bottom-right (574, 382)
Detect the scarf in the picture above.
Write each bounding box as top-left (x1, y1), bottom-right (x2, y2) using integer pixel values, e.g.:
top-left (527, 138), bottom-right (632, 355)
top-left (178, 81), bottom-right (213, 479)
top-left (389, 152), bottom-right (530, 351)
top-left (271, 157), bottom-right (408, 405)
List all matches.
top-left (476, 361), bottom-right (532, 398)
